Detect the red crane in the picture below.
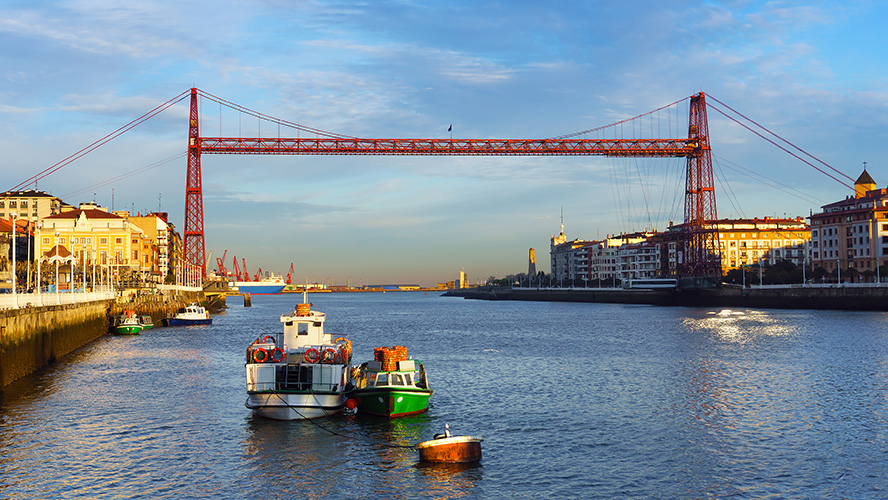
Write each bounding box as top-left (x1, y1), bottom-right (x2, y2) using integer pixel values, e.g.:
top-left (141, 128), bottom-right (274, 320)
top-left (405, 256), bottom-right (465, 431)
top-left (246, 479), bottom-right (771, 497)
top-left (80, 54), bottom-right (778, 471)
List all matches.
top-left (183, 88), bottom-right (718, 280)
top-left (241, 258), bottom-right (250, 282)
top-left (232, 256), bottom-right (241, 281)
top-left (216, 249), bottom-right (228, 277)
top-left (286, 263), bottom-right (294, 285)
top-left (253, 268), bottom-right (263, 281)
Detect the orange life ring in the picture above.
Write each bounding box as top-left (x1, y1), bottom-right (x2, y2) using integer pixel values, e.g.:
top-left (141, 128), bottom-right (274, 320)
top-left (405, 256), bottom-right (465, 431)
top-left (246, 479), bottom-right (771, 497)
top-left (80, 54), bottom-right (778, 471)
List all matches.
top-left (270, 347), bottom-right (285, 363)
top-left (304, 348), bottom-right (320, 363)
top-left (322, 348), bottom-right (337, 364)
top-left (334, 337), bottom-right (347, 344)
top-left (252, 348), bottom-right (269, 363)
top-left (262, 335), bottom-right (276, 345)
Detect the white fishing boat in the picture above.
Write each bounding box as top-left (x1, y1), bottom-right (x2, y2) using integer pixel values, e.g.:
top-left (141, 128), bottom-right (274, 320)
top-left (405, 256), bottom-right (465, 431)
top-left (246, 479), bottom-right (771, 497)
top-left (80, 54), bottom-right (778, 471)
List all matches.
top-left (245, 296), bottom-right (353, 420)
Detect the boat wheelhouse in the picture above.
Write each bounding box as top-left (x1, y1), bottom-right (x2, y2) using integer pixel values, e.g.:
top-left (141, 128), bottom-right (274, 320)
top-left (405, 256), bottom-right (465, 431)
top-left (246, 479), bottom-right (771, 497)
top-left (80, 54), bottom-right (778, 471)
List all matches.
top-left (346, 346), bottom-right (432, 418)
top-left (245, 300), bottom-right (353, 420)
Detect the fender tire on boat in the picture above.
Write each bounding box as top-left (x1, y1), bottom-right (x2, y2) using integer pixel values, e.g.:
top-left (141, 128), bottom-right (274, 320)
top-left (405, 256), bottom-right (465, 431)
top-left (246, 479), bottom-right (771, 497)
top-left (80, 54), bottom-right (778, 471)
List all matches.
top-left (262, 335), bottom-right (276, 345)
top-left (304, 348), bottom-right (320, 363)
top-left (270, 347), bottom-right (285, 363)
top-left (252, 348), bottom-right (269, 363)
top-left (322, 348), bottom-right (337, 364)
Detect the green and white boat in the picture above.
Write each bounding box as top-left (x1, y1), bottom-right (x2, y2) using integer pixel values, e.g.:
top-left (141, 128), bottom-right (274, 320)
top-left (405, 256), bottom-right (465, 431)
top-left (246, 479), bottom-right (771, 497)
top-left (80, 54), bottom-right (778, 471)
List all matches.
top-left (114, 312), bottom-right (143, 335)
top-left (346, 355), bottom-right (432, 418)
top-left (138, 315), bottom-right (155, 329)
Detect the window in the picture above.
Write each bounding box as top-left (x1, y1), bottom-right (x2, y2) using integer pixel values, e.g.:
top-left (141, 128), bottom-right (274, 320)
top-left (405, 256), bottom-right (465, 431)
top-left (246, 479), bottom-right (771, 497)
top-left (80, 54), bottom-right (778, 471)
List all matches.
top-left (404, 374), bottom-right (413, 385)
top-left (100, 237), bottom-right (107, 244)
top-left (297, 323), bottom-right (308, 335)
top-left (20, 201), bottom-right (27, 208)
top-left (375, 373), bottom-right (389, 386)
top-left (59, 237), bottom-right (66, 245)
top-left (391, 374), bottom-right (404, 386)
top-left (115, 237), bottom-right (122, 244)
top-left (8, 201), bottom-right (15, 208)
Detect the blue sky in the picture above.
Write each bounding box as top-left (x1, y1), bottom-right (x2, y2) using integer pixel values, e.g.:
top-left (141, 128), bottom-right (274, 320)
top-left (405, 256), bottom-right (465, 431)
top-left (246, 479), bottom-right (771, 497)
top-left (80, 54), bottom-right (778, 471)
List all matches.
top-left (2, 1), bottom-right (886, 286)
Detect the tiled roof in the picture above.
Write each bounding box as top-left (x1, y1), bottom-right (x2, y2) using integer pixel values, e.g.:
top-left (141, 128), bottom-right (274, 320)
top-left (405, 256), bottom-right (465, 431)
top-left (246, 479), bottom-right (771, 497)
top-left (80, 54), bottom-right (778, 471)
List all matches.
top-left (44, 209), bottom-right (124, 220)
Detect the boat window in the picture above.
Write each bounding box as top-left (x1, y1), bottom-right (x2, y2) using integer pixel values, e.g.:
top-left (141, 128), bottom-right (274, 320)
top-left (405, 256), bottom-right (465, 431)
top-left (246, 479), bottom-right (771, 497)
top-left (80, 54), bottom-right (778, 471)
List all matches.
top-left (391, 374), bottom-right (404, 386)
top-left (375, 373), bottom-right (389, 386)
top-left (403, 374), bottom-right (412, 386)
top-left (298, 323), bottom-right (308, 335)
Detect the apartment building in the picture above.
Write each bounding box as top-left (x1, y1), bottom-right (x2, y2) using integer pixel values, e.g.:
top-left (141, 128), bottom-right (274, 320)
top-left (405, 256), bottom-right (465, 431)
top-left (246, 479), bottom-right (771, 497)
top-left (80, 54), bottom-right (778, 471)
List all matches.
top-left (809, 169), bottom-right (888, 274)
top-left (0, 190), bottom-right (64, 222)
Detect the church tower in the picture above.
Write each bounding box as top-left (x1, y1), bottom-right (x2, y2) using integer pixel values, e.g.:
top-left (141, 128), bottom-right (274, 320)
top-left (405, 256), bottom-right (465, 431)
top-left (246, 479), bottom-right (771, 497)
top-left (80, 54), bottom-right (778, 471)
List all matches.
top-left (855, 167), bottom-right (876, 198)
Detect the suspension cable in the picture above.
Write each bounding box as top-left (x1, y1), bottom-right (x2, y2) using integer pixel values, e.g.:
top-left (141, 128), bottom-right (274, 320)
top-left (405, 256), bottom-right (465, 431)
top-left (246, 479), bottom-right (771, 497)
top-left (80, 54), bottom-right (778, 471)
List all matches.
top-left (6, 90), bottom-right (191, 193)
top-left (195, 89), bottom-right (353, 139)
top-left (706, 101), bottom-right (853, 189)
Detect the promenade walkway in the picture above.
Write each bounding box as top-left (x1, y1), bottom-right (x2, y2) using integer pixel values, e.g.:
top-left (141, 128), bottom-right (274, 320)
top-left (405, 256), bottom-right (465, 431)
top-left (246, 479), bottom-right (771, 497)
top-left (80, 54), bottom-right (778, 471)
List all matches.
top-left (0, 284), bottom-right (202, 310)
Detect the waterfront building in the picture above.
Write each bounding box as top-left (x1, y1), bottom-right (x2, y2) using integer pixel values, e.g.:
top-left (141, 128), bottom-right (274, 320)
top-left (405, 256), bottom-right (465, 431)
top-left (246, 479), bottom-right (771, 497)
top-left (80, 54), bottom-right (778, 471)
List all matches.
top-left (457, 270), bottom-right (469, 289)
top-left (585, 233), bottom-right (653, 285)
top-left (128, 212), bottom-right (172, 282)
top-left (549, 220), bottom-right (597, 283)
top-left (0, 190), bottom-right (64, 222)
top-left (37, 204), bottom-right (156, 287)
top-left (617, 239), bottom-right (661, 280)
top-left (658, 218), bottom-right (809, 275)
top-left (808, 169), bottom-right (888, 276)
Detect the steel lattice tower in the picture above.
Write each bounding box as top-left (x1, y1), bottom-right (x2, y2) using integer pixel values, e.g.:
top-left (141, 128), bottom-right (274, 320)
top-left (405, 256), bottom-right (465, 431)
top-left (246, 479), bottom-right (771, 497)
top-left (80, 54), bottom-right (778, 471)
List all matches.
top-left (183, 88), bottom-right (206, 276)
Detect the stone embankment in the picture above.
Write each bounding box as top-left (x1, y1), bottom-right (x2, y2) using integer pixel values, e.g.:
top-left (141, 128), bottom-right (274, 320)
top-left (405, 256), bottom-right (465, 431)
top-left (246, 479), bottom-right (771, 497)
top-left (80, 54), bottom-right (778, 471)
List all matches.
top-left (445, 285), bottom-right (888, 311)
top-left (1, 288), bottom-right (219, 388)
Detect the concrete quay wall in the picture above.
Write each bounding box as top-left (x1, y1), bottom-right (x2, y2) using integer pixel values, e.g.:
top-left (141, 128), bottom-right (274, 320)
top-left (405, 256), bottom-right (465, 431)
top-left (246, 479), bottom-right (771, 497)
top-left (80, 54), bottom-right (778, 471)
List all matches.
top-left (0, 300), bottom-right (112, 387)
top-left (446, 286), bottom-right (888, 311)
top-left (1, 289), bottom-right (214, 388)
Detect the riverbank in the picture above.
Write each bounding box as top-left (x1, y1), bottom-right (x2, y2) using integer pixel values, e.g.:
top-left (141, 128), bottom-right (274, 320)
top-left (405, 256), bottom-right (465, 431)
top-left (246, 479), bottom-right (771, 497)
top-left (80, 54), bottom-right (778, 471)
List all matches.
top-left (445, 284), bottom-right (888, 311)
top-left (1, 287), bottom-right (214, 387)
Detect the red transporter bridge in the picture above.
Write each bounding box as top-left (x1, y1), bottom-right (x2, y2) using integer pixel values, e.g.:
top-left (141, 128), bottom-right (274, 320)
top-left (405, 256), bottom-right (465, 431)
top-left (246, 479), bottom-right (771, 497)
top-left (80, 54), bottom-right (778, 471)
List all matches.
top-left (183, 89), bottom-right (719, 283)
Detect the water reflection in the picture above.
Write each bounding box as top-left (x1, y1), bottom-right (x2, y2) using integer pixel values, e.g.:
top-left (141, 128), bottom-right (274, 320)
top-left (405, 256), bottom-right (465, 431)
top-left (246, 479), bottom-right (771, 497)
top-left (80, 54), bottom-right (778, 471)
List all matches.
top-left (681, 308), bottom-right (798, 343)
top-left (414, 462), bottom-right (484, 499)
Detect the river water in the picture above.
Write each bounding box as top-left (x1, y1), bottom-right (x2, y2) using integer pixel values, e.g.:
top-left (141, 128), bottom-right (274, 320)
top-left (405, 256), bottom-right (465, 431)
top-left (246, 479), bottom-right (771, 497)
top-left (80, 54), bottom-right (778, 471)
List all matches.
top-left (1, 293), bottom-right (887, 499)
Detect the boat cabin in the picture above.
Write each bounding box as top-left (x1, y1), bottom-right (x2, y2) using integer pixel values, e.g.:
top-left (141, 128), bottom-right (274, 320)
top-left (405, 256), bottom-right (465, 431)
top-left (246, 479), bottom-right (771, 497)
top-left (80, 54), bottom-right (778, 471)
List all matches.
top-left (355, 360), bottom-right (429, 390)
top-left (280, 303), bottom-right (333, 350)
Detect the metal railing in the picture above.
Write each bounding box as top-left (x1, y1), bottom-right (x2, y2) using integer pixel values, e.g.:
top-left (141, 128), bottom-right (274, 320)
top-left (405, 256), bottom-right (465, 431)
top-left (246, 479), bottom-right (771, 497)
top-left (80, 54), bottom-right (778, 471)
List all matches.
top-left (0, 290), bottom-right (115, 309)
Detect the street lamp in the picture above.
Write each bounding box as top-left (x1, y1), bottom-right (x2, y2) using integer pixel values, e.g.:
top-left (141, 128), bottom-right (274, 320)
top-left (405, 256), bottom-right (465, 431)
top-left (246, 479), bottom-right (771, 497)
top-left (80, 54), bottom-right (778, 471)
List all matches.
top-left (10, 212), bottom-right (17, 308)
top-left (25, 219), bottom-right (31, 293)
top-left (837, 259), bottom-right (841, 285)
top-left (54, 231), bottom-right (60, 299)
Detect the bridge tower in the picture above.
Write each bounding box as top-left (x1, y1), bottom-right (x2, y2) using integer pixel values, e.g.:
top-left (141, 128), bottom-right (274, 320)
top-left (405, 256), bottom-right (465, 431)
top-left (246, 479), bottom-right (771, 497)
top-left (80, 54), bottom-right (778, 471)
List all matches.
top-left (683, 92), bottom-right (720, 280)
top-left (184, 88), bottom-right (206, 276)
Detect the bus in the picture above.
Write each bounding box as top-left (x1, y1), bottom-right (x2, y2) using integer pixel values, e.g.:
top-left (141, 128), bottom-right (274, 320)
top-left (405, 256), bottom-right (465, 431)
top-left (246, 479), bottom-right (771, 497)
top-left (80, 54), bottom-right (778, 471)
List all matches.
top-left (622, 278), bottom-right (678, 290)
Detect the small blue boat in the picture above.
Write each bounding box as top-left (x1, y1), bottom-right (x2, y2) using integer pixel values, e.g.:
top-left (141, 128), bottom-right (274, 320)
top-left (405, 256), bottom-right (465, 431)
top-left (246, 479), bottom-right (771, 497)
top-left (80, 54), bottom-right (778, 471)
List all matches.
top-left (163, 303), bottom-right (212, 326)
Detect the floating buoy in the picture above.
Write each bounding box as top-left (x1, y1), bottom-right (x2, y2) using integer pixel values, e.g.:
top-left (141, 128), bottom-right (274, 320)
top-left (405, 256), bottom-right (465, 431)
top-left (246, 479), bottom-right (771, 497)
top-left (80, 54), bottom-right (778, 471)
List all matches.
top-left (345, 398), bottom-right (357, 410)
top-left (416, 424), bottom-right (483, 463)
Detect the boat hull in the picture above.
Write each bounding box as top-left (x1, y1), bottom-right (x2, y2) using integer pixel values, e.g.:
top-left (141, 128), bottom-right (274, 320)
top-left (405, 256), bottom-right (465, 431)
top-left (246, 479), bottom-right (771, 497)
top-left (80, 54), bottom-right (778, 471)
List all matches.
top-left (245, 392), bottom-right (345, 420)
top-left (163, 317), bottom-right (212, 326)
top-left (231, 282), bottom-right (286, 295)
top-left (350, 388), bottom-right (432, 418)
top-left (114, 325), bottom-right (143, 335)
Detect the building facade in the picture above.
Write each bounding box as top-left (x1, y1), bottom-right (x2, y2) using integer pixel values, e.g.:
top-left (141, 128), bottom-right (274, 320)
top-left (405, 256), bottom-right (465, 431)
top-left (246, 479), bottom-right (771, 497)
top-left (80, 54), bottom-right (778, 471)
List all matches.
top-left (659, 218), bottom-right (809, 275)
top-left (0, 190), bottom-right (64, 222)
top-left (808, 170), bottom-right (888, 275)
top-left (37, 204), bottom-right (156, 286)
